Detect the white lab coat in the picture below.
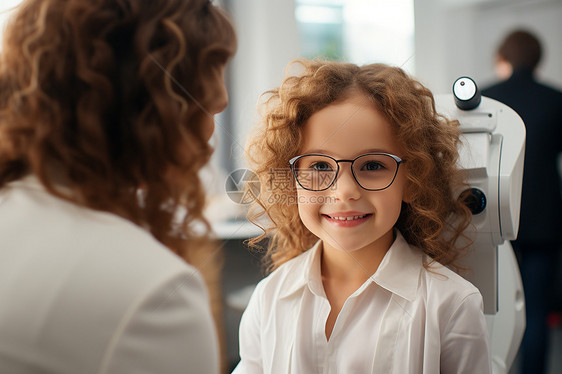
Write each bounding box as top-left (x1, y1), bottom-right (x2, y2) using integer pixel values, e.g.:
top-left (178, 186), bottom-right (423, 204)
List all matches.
top-left (0, 176), bottom-right (219, 374)
top-left (234, 231), bottom-right (491, 374)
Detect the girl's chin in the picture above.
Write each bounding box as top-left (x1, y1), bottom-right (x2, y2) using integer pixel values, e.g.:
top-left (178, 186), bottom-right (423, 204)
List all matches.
top-left (321, 239), bottom-right (369, 253)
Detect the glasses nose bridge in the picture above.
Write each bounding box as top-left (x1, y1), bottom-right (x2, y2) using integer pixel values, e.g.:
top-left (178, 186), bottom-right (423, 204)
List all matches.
top-left (334, 158), bottom-right (355, 168)
top-left (333, 158), bottom-right (356, 182)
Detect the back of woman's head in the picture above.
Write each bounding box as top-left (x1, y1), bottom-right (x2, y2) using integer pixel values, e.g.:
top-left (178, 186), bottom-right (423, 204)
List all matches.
top-left (247, 59), bottom-right (470, 271)
top-left (0, 0), bottom-right (236, 256)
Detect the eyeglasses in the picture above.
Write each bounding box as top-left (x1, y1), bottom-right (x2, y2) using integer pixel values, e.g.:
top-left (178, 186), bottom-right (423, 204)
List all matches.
top-left (288, 153), bottom-right (405, 191)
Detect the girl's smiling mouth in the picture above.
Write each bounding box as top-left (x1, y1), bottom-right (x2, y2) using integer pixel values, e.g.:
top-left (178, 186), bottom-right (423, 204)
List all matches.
top-left (322, 212), bottom-right (373, 227)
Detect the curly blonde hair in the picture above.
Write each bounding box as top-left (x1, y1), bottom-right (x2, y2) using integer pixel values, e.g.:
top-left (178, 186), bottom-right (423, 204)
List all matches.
top-left (0, 0), bottom-right (236, 260)
top-left (246, 59), bottom-right (471, 273)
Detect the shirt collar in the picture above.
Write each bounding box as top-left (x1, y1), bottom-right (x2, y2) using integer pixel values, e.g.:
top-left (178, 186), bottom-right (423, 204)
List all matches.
top-left (278, 231), bottom-right (423, 301)
top-left (372, 231), bottom-right (423, 301)
top-left (279, 240), bottom-right (322, 299)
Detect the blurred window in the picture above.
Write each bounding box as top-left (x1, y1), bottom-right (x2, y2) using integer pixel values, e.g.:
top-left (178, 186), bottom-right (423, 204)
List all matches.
top-left (295, 0), bottom-right (415, 71)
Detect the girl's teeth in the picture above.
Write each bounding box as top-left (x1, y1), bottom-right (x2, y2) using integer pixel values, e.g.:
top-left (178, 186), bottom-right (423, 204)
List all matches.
top-left (330, 214), bottom-right (367, 221)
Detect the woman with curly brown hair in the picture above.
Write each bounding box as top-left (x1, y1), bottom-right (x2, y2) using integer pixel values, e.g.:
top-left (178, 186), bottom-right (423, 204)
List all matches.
top-left (234, 60), bottom-right (491, 373)
top-left (0, 0), bottom-right (235, 373)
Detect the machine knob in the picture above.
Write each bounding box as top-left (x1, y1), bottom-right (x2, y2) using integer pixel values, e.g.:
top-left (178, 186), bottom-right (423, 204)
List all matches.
top-left (460, 188), bottom-right (487, 215)
top-left (453, 76), bottom-right (481, 110)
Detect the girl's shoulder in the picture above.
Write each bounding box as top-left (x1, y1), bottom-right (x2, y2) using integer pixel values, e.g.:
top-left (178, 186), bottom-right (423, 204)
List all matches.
top-left (420, 255), bottom-right (482, 306)
top-left (378, 232), bottom-right (481, 306)
top-left (391, 231), bottom-right (480, 299)
top-left (252, 242), bottom-right (321, 302)
top-left (424, 256), bottom-right (479, 288)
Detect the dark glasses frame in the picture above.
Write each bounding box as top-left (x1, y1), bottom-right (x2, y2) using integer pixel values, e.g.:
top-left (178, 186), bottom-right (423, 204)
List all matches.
top-left (288, 152), bottom-right (406, 192)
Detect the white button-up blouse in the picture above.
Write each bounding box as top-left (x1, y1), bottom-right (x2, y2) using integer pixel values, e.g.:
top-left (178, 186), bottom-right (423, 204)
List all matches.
top-left (233, 231), bottom-right (491, 374)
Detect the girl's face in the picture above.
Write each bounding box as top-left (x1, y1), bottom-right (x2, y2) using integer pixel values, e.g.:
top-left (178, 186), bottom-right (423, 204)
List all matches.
top-left (296, 93), bottom-right (409, 255)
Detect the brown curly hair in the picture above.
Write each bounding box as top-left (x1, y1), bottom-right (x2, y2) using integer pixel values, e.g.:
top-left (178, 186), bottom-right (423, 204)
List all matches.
top-left (0, 0), bottom-right (236, 260)
top-left (246, 59), bottom-right (472, 273)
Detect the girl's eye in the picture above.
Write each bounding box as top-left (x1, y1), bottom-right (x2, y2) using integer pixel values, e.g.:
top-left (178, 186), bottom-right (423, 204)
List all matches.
top-left (362, 161), bottom-right (384, 171)
top-left (311, 162), bottom-right (333, 171)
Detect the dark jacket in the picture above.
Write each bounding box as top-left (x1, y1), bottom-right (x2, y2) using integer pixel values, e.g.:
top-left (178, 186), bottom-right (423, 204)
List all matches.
top-left (483, 69), bottom-right (562, 245)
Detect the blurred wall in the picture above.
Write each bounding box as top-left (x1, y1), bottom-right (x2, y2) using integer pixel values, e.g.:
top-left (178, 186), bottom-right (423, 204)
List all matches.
top-left (224, 0), bottom-right (301, 171)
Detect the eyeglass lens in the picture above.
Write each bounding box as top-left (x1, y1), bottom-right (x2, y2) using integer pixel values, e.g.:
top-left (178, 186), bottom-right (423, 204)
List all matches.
top-left (293, 154), bottom-right (399, 191)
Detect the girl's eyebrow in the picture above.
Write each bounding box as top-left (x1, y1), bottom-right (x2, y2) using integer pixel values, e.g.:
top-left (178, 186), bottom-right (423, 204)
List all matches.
top-left (301, 148), bottom-right (331, 155)
top-left (301, 148), bottom-right (392, 156)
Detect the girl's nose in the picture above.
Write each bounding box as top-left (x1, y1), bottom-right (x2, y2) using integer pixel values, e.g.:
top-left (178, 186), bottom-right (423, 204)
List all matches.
top-left (333, 164), bottom-right (361, 201)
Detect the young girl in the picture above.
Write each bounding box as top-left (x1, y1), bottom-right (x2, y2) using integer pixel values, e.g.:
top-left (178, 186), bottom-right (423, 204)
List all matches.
top-left (233, 60), bottom-right (491, 373)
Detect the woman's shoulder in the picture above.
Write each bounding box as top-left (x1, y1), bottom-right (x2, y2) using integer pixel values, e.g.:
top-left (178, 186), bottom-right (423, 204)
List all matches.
top-left (0, 178), bottom-right (211, 363)
top-left (1, 175), bottom-right (194, 279)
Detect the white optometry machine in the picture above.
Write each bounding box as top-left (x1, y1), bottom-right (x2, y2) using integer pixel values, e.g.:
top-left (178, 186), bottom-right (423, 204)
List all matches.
top-left (435, 77), bottom-right (526, 374)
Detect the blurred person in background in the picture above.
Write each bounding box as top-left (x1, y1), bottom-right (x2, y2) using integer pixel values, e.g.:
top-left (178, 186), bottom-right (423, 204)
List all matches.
top-left (0, 0), bottom-right (235, 373)
top-left (483, 29), bottom-right (562, 374)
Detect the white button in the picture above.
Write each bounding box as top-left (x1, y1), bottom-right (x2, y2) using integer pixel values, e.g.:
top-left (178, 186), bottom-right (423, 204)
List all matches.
top-left (454, 78), bottom-right (476, 100)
